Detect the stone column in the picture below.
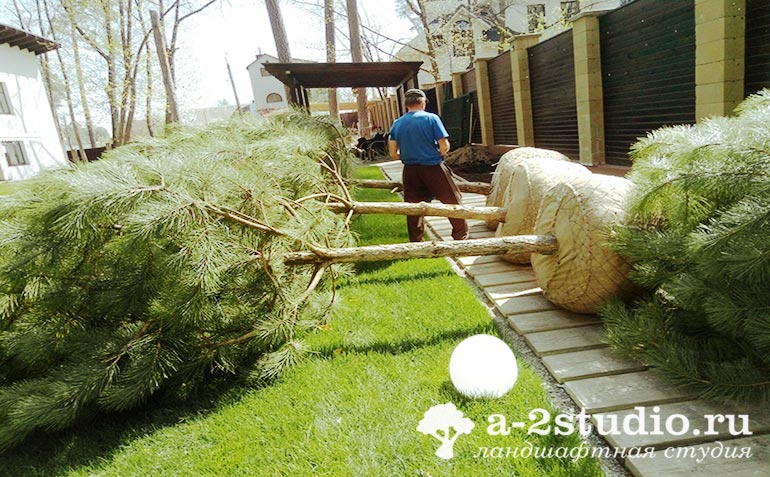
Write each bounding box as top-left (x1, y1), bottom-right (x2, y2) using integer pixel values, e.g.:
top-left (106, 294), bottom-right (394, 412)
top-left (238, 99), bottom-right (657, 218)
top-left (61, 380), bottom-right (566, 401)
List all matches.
top-left (510, 34), bottom-right (540, 147)
top-left (573, 12), bottom-right (606, 166)
top-left (474, 58), bottom-right (495, 146)
top-left (695, 0), bottom-right (746, 120)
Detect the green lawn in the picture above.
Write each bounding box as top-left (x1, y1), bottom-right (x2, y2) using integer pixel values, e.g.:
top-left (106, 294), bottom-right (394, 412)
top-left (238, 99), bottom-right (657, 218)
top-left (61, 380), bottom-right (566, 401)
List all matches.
top-left (1, 166), bottom-right (603, 477)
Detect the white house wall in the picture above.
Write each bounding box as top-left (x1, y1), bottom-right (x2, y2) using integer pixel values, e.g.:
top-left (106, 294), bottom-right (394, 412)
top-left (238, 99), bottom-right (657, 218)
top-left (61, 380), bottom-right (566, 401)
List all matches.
top-left (0, 43), bottom-right (66, 181)
top-left (246, 54), bottom-right (290, 114)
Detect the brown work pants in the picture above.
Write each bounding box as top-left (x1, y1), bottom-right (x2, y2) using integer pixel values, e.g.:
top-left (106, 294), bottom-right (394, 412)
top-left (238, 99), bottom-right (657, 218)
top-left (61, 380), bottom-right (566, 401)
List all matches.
top-left (402, 162), bottom-right (468, 242)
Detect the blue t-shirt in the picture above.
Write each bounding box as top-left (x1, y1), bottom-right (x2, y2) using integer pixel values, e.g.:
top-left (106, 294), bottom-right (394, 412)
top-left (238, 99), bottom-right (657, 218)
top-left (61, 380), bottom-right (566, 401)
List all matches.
top-left (390, 111), bottom-right (449, 165)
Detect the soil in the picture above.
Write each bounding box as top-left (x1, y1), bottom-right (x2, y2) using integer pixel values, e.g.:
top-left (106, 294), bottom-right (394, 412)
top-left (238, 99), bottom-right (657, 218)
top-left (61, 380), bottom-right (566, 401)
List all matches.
top-left (443, 145), bottom-right (499, 183)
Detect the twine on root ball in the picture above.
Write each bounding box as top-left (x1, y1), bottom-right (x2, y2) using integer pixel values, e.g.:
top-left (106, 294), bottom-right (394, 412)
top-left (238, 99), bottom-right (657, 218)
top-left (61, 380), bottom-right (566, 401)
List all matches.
top-left (531, 174), bottom-right (637, 314)
top-left (485, 147), bottom-right (569, 230)
top-left (449, 334), bottom-right (519, 399)
top-left (496, 160), bottom-right (590, 264)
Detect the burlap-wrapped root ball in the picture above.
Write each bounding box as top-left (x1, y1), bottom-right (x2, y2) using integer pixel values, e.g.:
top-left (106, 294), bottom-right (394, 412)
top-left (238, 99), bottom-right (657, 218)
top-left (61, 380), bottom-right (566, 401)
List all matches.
top-left (485, 147), bottom-right (569, 230)
top-left (496, 160), bottom-right (590, 264)
top-left (531, 174), bottom-right (636, 314)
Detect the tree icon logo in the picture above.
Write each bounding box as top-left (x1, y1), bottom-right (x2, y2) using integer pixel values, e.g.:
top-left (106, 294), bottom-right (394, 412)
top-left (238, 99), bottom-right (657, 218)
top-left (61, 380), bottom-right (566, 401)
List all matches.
top-left (417, 402), bottom-right (475, 459)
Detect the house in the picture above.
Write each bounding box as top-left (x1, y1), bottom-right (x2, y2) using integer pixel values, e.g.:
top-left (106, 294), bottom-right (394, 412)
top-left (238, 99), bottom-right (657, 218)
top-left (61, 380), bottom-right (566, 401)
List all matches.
top-left (396, 0), bottom-right (621, 84)
top-left (0, 24), bottom-right (67, 181)
top-left (246, 53), bottom-right (291, 115)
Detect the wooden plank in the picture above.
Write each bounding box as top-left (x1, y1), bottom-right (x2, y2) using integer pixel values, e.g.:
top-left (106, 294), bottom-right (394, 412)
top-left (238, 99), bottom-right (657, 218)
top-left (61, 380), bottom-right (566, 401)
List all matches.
top-left (507, 309), bottom-right (601, 333)
top-left (476, 269), bottom-right (536, 287)
top-left (456, 255), bottom-right (503, 268)
top-left (564, 371), bottom-right (697, 414)
top-left (524, 325), bottom-right (606, 357)
top-left (485, 281), bottom-right (541, 301)
top-left (496, 293), bottom-right (556, 315)
top-left (464, 261), bottom-right (521, 277)
top-left (543, 347), bottom-right (647, 383)
top-left (594, 401), bottom-right (770, 451)
top-left (626, 435), bottom-right (770, 477)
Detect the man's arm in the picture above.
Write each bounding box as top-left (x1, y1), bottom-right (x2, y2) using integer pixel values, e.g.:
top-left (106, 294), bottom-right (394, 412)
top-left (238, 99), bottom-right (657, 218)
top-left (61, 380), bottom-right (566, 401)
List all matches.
top-left (438, 137), bottom-right (450, 157)
top-left (388, 139), bottom-right (400, 160)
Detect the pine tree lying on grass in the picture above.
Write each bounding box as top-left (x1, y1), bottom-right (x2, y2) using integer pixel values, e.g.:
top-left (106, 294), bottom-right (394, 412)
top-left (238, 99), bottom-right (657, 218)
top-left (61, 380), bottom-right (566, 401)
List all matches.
top-left (0, 112), bottom-right (355, 449)
top-left (601, 90), bottom-right (770, 402)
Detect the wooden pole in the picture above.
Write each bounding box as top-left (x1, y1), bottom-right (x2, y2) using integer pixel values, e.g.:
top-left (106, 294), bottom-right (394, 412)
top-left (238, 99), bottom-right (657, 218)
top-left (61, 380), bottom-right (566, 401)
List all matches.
top-left (349, 178), bottom-right (492, 195)
top-left (284, 235), bottom-right (558, 265)
top-left (150, 10), bottom-right (180, 124)
top-left (327, 201), bottom-right (506, 221)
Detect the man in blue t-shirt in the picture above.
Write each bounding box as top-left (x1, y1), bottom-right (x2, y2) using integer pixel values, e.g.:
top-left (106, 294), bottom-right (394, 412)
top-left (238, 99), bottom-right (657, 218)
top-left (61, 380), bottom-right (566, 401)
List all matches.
top-left (388, 88), bottom-right (468, 242)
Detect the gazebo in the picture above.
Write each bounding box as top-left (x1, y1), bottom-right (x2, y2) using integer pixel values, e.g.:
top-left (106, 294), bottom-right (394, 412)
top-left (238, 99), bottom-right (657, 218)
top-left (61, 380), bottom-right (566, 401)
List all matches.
top-left (262, 61), bottom-right (423, 118)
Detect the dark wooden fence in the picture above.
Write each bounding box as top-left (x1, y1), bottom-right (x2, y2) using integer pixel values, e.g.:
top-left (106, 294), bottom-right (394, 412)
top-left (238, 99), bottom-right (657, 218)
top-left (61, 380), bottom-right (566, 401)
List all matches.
top-left (529, 30), bottom-right (579, 160)
top-left (600, 0), bottom-right (695, 165)
top-left (461, 69), bottom-right (482, 144)
top-left (487, 50), bottom-right (517, 145)
top-left (745, 0), bottom-right (770, 97)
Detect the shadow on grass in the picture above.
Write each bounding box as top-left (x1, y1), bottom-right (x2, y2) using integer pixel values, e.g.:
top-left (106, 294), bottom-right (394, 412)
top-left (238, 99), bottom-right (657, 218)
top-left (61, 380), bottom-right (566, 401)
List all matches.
top-left (314, 321), bottom-right (493, 358)
top-left (0, 376), bottom-right (248, 477)
top-left (339, 267), bottom-right (455, 288)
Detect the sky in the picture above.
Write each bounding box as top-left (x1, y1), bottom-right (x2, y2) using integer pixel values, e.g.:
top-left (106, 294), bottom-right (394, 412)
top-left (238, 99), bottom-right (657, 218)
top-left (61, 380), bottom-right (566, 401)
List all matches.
top-left (179, 0), bottom-right (418, 109)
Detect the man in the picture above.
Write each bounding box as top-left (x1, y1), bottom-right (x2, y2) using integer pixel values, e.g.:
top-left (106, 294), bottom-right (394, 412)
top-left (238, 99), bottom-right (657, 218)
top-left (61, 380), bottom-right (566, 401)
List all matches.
top-left (388, 89), bottom-right (468, 242)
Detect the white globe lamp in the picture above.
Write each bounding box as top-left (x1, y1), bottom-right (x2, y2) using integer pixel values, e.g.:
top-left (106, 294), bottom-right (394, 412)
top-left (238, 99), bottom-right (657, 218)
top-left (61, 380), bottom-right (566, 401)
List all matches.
top-left (449, 334), bottom-right (519, 399)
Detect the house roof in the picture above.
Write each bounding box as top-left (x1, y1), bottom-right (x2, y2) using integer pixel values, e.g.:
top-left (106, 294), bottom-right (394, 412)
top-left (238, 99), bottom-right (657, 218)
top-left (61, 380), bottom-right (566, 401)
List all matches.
top-left (262, 61), bottom-right (423, 89)
top-left (0, 24), bottom-right (59, 55)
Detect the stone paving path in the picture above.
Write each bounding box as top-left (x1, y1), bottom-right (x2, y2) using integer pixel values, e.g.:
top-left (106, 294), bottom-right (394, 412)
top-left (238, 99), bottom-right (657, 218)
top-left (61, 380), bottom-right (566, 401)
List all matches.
top-left (377, 160), bottom-right (770, 477)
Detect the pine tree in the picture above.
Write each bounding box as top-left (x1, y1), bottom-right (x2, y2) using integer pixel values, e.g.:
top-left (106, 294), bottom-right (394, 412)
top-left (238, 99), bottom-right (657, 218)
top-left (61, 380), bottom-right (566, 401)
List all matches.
top-left (0, 111), bottom-right (356, 449)
top-left (600, 90), bottom-right (770, 402)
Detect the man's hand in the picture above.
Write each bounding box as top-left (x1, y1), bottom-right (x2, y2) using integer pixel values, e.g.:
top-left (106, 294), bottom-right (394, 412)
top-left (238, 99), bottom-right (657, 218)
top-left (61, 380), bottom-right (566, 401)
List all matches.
top-left (388, 139), bottom-right (400, 160)
top-left (438, 137), bottom-right (450, 157)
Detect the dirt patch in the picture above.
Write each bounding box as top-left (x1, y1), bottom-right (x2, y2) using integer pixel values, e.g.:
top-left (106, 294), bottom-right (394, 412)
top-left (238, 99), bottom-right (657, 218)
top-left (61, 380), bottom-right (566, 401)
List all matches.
top-left (444, 145), bottom-right (499, 183)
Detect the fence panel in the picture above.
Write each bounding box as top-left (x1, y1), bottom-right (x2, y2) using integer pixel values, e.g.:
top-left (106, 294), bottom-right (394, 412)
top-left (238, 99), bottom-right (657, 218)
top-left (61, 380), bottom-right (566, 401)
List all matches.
top-left (461, 69), bottom-right (482, 144)
top-left (600, 0), bottom-right (695, 166)
top-left (745, 0), bottom-right (770, 97)
top-left (487, 50), bottom-right (517, 145)
top-left (529, 30), bottom-right (579, 160)
top-left (442, 94), bottom-right (472, 148)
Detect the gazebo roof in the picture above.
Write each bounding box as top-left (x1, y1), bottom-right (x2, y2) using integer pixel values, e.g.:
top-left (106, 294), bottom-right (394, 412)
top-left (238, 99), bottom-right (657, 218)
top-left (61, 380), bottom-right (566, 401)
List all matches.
top-left (0, 24), bottom-right (59, 55)
top-left (262, 61), bottom-right (423, 89)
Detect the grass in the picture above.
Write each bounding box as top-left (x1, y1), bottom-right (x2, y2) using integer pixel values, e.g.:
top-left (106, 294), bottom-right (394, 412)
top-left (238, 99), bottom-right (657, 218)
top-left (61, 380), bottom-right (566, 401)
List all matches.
top-left (0, 166), bottom-right (604, 477)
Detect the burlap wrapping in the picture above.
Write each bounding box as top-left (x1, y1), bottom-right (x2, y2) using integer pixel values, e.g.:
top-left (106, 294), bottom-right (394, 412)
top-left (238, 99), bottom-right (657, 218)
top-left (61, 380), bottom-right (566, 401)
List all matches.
top-left (531, 174), bottom-right (635, 314)
top-left (497, 160), bottom-right (590, 264)
top-left (485, 147), bottom-right (569, 230)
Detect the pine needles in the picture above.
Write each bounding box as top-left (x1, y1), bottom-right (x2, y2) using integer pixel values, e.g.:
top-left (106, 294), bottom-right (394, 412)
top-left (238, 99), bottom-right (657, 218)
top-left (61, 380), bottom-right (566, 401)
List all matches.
top-left (600, 89), bottom-right (770, 403)
top-left (0, 112), bottom-right (357, 450)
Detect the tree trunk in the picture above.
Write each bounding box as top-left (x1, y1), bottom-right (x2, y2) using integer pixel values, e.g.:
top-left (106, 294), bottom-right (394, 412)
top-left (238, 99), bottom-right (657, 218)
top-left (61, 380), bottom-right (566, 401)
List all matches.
top-left (265, 0), bottom-right (293, 103)
top-left (350, 178), bottom-right (492, 195)
top-left (327, 201), bottom-right (506, 221)
top-left (70, 25), bottom-right (96, 149)
top-left (325, 0), bottom-right (338, 120)
top-left (346, 0), bottom-right (369, 137)
top-left (284, 235), bottom-right (558, 265)
top-left (151, 10), bottom-right (180, 124)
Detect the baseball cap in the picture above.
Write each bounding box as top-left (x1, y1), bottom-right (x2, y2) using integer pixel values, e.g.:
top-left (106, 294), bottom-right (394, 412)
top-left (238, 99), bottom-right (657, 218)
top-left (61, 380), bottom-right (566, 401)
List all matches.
top-left (404, 88), bottom-right (426, 99)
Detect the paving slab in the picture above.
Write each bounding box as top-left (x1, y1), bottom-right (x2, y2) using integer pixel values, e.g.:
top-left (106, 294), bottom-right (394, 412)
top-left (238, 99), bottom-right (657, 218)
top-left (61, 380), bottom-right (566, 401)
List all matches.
top-left (564, 371), bottom-right (697, 414)
top-left (495, 292), bottom-right (556, 315)
top-left (525, 325), bottom-right (607, 357)
top-left (626, 435), bottom-right (770, 477)
top-left (465, 261), bottom-right (525, 277)
top-left (593, 400), bottom-right (770, 451)
top-left (507, 309), bottom-right (601, 333)
top-left (543, 347), bottom-right (647, 383)
top-left (456, 255), bottom-right (503, 268)
top-left (484, 281), bottom-right (541, 301)
top-left (476, 269), bottom-right (537, 287)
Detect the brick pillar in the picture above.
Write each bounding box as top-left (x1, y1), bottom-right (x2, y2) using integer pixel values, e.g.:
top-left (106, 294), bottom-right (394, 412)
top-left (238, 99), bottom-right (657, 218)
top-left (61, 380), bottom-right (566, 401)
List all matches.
top-left (695, 0), bottom-right (746, 120)
top-left (474, 58), bottom-right (495, 146)
top-left (573, 12), bottom-right (605, 166)
top-left (510, 34), bottom-right (540, 147)
top-left (451, 72), bottom-right (464, 98)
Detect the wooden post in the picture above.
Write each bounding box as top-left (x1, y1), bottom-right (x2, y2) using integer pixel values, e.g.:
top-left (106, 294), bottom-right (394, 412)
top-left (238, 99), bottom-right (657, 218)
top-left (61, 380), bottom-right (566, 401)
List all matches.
top-left (284, 235), bottom-right (558, 265)
top-left (150, 10), bottom-right (179, 123)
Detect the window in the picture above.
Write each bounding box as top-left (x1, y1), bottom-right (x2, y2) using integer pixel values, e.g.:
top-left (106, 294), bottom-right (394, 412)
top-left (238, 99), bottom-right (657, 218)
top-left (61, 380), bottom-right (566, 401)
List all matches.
top-left (452, 20), bottom-right (474, 57)
top-left (561, 1), bottom-right (580, 20)
top-left (266, 93), bottom-right (283, 103)
top-left (260, 67), bottom-right (271, 77)
top-left (527, 4), bottom-right (546, 33)
top-left (0, 82), bottom-right (12, 115)
top-left (3, 141), bottom-right (29, 166)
